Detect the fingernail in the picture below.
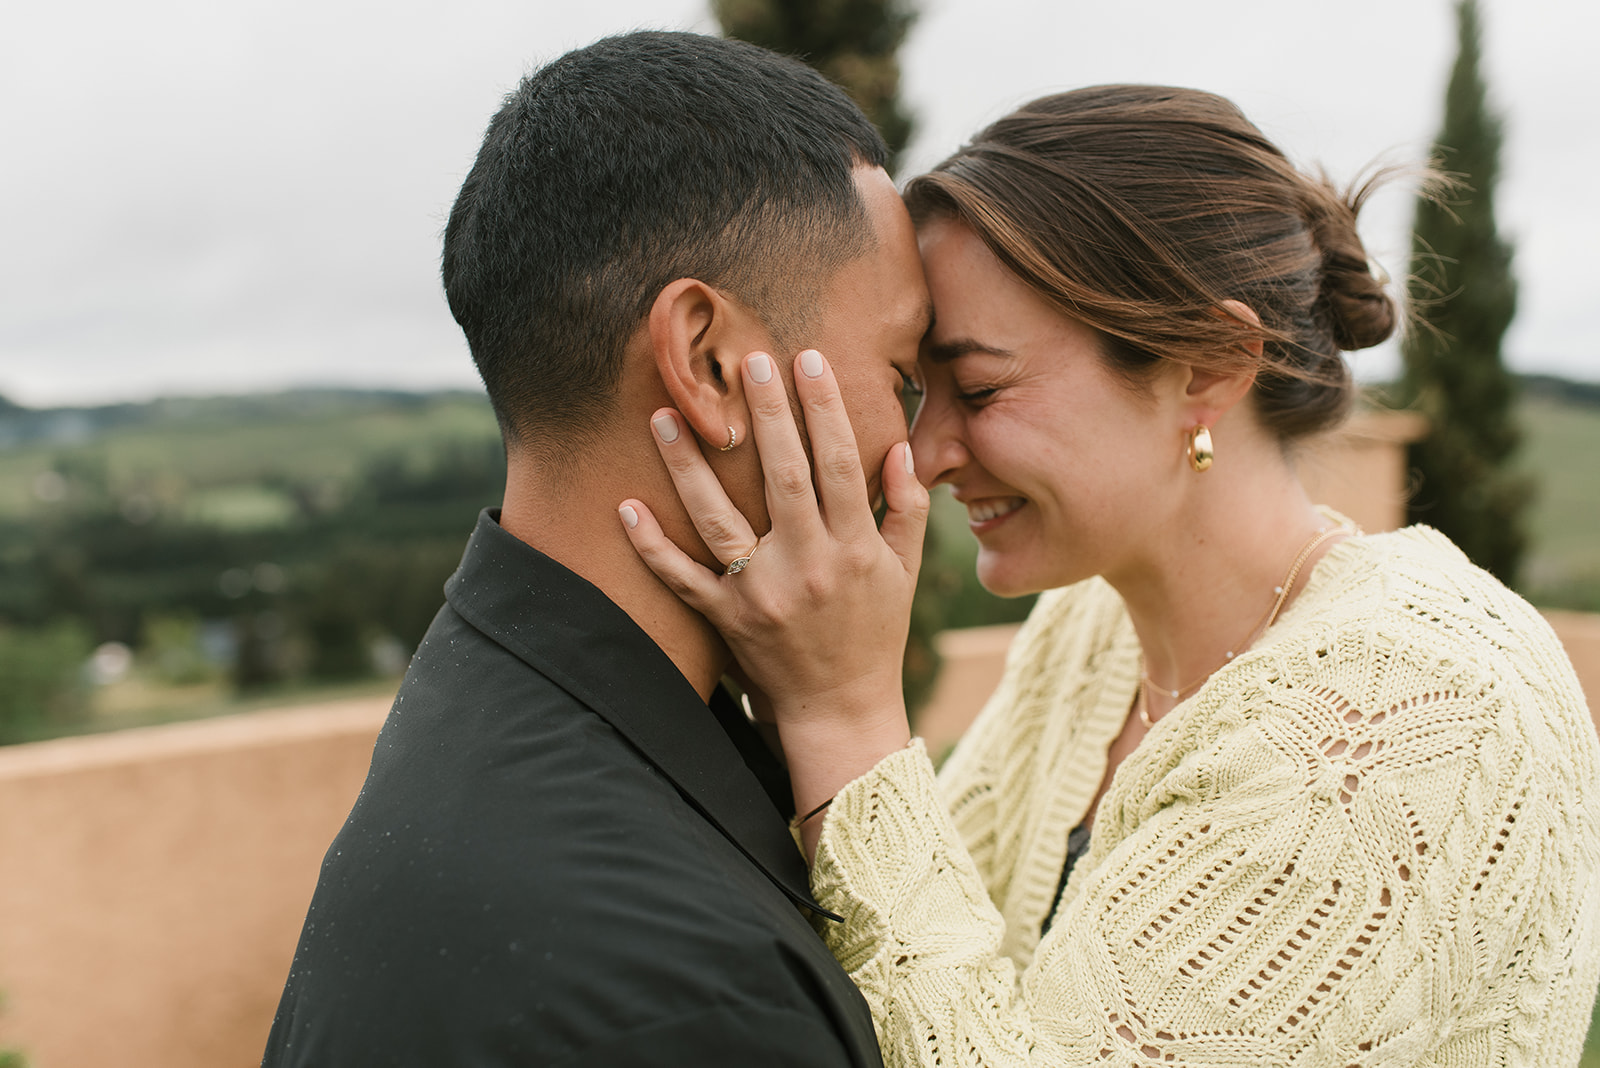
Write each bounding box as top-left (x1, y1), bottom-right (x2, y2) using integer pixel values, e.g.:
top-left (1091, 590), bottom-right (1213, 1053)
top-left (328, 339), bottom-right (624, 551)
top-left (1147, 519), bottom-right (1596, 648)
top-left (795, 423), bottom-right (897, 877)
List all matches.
top-left (652, 413), bottom-right (679, 443)
top-left (747, 353), bottom-right (773, 384)
top-left (799, 349), bottom-right (825, 379)
top-left (619, 505), bottom-right (639, 529)
top-left (903, 443), bottom-right (917, 477)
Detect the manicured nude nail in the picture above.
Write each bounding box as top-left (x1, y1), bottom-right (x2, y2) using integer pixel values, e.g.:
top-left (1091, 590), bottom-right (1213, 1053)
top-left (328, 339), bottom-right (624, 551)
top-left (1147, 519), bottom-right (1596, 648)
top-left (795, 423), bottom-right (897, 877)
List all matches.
top-left (799, 349), bottom-right (825, 379)
top-left (747, 353), bottom-right (773, 384)
top-left (618, 505), bottom-right (639, 529)
top-left (903, 443), bottom-right (917, 476)
top-left (651, 413), bottom-right (679, 443)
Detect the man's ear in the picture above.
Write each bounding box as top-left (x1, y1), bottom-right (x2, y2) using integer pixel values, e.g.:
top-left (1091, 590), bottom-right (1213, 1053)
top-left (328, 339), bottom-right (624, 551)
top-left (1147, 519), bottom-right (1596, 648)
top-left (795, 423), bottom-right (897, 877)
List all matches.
top-left (647, 278), bottom-right (755, 450)
top-left (1182, 299), bottom-right (1262, 424)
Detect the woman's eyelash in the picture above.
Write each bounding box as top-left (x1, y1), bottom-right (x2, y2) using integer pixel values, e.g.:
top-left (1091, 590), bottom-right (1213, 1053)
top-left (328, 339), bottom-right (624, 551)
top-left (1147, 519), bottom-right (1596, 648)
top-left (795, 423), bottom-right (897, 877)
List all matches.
top-left (958, 386), bottom-right (998, 403)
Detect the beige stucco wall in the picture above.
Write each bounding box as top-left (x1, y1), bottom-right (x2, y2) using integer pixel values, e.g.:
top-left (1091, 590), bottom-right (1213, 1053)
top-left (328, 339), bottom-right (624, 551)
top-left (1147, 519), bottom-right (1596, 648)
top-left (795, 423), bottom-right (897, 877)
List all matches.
top-left (1298, 409), bottom-right (1429, 535)
top-left (0, 698), bottom-right (389, 1067)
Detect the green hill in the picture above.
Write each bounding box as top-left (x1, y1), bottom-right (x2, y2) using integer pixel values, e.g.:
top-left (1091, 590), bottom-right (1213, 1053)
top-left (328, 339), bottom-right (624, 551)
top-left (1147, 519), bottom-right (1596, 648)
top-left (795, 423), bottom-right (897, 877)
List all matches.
top-left (1517, 390), bottom-right (1600, 610)
top-left (0, 389), bottom-right (505, 742)
top-left (0, 389), bottom-right (499, 521)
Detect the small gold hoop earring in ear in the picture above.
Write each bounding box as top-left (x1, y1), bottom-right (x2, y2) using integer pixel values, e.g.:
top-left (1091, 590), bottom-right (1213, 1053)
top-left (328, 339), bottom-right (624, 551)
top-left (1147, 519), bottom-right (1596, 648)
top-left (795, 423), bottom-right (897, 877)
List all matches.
top-left (1187, 425), bottom-right (1214, 472)
top-left (718, 425), bottom-right (738, 452)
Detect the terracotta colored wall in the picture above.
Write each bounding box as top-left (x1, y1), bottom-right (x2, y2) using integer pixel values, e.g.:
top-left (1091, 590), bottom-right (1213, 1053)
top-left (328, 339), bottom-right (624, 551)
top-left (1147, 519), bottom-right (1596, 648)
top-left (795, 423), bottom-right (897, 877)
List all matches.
top-left (1546, 611), bottom-right (1600, 735)
top-left (1297, 410), bottom-right (1428, 535)
top-left (0, 698), bottom-right (389, 1067)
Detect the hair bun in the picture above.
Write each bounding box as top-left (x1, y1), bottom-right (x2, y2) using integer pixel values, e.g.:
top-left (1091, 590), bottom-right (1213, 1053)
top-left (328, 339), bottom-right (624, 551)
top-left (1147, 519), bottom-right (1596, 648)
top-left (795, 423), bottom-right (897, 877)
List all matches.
top-left (1307, 189), bottom-right (1397, 351)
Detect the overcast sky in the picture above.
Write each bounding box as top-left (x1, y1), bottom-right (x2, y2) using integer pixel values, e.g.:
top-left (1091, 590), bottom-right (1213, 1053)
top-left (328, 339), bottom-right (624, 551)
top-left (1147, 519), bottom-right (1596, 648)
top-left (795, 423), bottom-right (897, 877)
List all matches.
top-left (2, 0), bottom-right (1594, 407)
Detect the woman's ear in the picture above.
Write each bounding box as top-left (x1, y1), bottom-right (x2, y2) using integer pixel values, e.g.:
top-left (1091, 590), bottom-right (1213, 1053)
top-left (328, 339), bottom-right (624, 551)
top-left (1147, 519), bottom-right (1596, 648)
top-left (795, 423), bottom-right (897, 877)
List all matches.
top-left (1183, 299), bottom-right (1262, 423)
top-left (647, 278), bottom-right (755, 450)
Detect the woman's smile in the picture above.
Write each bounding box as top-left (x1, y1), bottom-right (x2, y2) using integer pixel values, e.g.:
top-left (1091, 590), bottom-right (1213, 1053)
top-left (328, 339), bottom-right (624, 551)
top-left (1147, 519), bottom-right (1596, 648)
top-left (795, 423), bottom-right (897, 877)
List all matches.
top-left (961, 494), bottom-right (1026, 531)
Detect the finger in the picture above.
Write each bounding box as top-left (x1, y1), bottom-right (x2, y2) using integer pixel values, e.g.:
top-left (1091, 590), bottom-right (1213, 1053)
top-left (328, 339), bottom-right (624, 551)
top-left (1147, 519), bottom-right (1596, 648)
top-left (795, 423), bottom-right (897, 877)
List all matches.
top-left (618, 498), bottom-right (725, 615)
top-left (877, 442), bottom-right (930, 581)
top-left (741, 352), bottom-right (825, 537)
top-left (790, 348), bottom-right (873, 540)
top-left (649, 408), bottom-right (759, 567)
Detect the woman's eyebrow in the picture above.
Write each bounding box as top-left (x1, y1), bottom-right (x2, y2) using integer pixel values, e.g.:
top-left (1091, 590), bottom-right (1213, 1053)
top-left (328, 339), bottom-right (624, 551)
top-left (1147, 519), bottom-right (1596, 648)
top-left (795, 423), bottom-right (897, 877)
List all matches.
top-left (925, 338), bottom-right (1017, 364)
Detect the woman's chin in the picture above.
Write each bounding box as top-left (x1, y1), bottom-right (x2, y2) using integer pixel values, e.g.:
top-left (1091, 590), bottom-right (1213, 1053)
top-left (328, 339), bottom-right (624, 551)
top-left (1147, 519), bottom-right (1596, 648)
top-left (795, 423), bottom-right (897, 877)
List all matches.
top-left (974, 550), bottom-right (1047, 600)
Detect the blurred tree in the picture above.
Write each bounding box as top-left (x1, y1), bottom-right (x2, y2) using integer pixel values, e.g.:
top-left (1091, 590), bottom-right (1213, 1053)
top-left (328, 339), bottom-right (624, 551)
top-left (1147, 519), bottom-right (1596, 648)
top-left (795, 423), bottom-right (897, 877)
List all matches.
top-left (1397, 0), bottom-right (1529, 584)
top-left (901, 520), bottom-right (950, 714)
top-left (0, 987), bottom-right (25, 1068)
top-left (0, 621), bottom-right (91, 744)
top-left (141, 614), bottom-right (222, 686)
top-left (713, 0), bottom-right (917, 173)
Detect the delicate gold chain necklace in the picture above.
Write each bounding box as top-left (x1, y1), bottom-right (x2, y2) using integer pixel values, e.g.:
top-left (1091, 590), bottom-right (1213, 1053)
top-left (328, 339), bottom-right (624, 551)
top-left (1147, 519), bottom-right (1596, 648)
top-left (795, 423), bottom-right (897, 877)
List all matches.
top-left (1137, 524), bottom-right (1352, 729)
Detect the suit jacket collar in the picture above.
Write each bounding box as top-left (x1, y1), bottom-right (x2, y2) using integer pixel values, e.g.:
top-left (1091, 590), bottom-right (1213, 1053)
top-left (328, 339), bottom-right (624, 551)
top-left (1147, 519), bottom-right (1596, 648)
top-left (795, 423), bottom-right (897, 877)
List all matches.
top-left (444, 509), bottom-right (831, 918)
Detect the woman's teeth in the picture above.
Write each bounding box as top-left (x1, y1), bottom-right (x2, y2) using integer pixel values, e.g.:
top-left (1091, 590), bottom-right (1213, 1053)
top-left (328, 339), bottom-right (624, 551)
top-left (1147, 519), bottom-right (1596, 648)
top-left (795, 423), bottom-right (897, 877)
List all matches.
top-left (967, 497), bottom-right (1024, 523)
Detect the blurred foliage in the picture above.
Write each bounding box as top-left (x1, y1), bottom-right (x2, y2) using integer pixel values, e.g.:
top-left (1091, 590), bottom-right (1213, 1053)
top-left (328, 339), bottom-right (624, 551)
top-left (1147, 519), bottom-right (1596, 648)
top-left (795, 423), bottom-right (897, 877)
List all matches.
top-left (141, 615), bottom-right (222, 686)
top-left (1589, 987), bottom-right (1600, 1068)
top-left (1396, 0), bottom-right (1530, 585)
top-left (1514, 395), bottom-right (1600, 611)
top-left (0, 391), bottom-right (502, 742)
top-left (714, 0), bottom-right (916, 175)
top-left (0, 621), bottom-right (93, 744)
top-left (0, 982), bottom-right (30, 1066)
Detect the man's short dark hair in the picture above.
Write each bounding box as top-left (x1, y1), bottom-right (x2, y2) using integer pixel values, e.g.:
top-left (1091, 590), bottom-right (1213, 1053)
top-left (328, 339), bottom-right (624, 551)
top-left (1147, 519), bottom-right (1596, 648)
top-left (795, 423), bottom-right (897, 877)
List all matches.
top-left (442, 31), bottom-right (888, 453)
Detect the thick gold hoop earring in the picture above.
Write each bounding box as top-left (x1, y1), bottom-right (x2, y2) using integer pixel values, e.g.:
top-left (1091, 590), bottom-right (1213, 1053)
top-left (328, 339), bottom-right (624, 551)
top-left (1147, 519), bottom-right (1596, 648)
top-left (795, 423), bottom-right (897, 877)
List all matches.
top-left (718, 425), bottom-right (738, 452)
top-left (1187, 425), bottom-right (1214, 472)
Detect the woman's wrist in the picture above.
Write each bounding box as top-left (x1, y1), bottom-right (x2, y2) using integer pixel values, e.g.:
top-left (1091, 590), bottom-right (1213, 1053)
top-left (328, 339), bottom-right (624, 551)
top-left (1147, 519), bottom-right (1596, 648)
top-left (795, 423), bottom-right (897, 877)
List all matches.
top-left (780, 715), bottom-right (911, 806)
top-left (777, 701), bottom-right (911, 861)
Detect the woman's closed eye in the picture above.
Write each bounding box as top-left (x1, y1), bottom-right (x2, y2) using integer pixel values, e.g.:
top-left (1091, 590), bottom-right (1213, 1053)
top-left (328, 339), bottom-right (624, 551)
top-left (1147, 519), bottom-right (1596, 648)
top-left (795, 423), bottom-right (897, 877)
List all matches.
top-left (956, 384), bottom-right (1001, 405)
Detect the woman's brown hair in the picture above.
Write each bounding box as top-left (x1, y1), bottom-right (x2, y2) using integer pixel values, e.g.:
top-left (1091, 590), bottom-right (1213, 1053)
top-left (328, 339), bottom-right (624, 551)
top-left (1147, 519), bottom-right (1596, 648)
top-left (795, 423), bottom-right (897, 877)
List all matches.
top-left (904, 85), bottom-right (1396, 441)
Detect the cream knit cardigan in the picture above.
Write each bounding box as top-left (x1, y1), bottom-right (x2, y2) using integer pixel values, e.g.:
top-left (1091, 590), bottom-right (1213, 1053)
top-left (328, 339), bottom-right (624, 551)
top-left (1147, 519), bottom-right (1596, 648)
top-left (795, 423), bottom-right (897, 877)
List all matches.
top-left (812, 525), bottom-right (1600, 1066)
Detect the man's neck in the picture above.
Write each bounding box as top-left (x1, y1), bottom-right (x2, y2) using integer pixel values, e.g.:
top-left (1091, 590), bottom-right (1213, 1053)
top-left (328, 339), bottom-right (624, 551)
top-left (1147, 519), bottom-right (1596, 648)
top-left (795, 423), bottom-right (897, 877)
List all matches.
top-left (498, 456), bottom-right (730, 703)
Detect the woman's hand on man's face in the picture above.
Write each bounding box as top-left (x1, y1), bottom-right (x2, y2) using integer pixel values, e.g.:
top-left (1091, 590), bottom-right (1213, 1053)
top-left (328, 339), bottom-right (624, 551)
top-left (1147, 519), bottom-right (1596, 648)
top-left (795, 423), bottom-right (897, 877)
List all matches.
top-left (618, 349), bottom-right (926, 821)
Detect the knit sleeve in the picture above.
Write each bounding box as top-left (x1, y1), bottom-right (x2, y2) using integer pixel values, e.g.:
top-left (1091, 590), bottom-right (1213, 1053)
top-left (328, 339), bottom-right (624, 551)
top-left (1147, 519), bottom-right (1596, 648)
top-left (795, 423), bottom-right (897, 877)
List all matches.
top-left (814, 741), bottom-right (1362, 1066)
top-left (810, 555), bottom-right (1600, 1067)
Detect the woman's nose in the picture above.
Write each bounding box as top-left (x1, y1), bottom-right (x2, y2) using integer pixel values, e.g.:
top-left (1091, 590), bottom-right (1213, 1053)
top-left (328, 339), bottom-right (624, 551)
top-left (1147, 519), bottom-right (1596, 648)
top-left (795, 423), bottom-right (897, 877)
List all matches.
top-left (909, 398), bottom-right (966, 488)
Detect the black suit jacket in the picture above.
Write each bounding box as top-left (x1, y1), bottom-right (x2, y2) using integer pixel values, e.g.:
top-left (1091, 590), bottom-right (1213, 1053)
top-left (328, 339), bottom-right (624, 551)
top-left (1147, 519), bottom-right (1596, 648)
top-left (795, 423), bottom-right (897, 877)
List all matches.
top-left (262, 511), bottom-right (882, 1066)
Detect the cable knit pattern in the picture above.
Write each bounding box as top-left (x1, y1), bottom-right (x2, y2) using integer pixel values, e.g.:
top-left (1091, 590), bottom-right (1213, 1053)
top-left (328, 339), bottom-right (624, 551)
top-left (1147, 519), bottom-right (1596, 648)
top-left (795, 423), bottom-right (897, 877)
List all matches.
top-left (812, 525), bottom-right (1600, 1066)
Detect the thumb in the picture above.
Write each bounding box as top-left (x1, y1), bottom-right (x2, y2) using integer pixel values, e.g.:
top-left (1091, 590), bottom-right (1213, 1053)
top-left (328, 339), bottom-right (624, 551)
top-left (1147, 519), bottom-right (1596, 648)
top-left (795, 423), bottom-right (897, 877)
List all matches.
top-left (878, 442), bottom-right (929, 581)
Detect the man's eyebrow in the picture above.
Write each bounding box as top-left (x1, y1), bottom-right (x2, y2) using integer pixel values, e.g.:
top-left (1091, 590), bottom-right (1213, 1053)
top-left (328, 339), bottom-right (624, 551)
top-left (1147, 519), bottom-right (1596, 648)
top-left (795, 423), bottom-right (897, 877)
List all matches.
top-left (925, 337), bottom-right (1017, 364)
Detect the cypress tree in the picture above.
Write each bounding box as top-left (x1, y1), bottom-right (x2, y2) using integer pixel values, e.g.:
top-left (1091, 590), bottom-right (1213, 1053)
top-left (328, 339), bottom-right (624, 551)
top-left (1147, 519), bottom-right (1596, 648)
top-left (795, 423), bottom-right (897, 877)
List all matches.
top-left (1399, 0), bottom-right (1529, 583)
top-left (713, 0), bottom-right (916, 173)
